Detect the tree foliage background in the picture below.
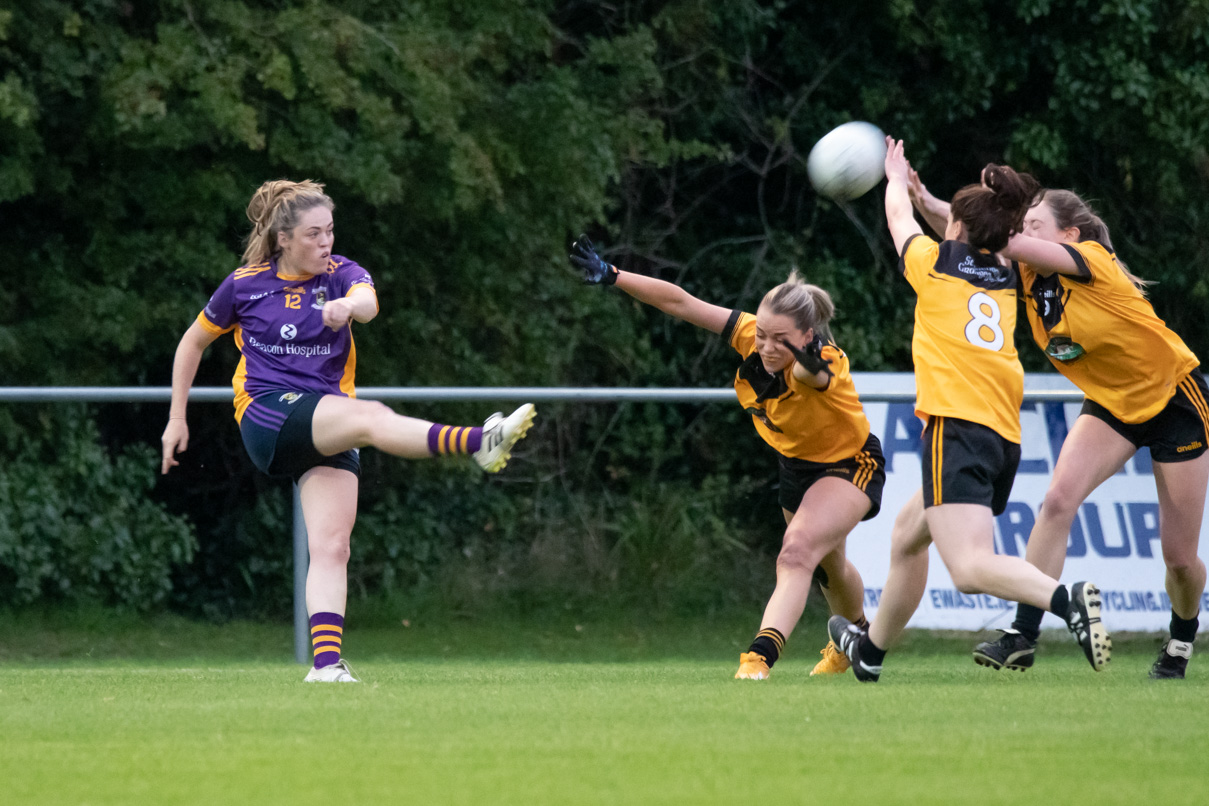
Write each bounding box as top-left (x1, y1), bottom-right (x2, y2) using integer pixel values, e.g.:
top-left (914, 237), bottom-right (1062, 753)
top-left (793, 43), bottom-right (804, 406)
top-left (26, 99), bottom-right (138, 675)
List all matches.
top-left (3, 0), bottom-right (1207, 618)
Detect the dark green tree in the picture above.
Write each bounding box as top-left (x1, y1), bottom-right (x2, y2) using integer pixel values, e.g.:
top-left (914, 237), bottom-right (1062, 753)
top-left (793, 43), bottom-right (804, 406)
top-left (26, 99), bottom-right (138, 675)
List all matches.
top-left (3, 0), bottom-right (1207, 615)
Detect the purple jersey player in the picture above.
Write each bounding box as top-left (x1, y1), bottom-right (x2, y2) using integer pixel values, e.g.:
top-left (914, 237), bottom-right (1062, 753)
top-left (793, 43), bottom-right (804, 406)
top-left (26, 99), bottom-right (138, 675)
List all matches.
top-left (161, 179), bottom-right (536, 683)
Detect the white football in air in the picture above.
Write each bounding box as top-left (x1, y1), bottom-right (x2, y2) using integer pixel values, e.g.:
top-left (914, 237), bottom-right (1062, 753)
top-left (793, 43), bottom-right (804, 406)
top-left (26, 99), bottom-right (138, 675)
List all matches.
top-left (807, 121), bottom-right (888, 201)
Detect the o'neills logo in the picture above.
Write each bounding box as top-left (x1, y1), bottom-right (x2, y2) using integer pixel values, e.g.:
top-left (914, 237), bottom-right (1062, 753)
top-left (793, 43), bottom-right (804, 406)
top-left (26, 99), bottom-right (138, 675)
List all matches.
top-left (1177, 441), bottom-right (1204, 453)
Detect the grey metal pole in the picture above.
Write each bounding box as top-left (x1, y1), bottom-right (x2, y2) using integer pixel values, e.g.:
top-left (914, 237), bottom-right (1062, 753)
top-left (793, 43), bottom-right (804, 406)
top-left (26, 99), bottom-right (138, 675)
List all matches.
top-left (293, 483), bottom-right (310, 665)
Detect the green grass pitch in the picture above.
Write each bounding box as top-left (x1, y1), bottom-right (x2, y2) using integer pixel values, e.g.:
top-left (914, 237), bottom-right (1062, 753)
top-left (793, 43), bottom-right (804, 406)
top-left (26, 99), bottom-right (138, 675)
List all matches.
top-left (1, 614), bottom-right (1205, 805)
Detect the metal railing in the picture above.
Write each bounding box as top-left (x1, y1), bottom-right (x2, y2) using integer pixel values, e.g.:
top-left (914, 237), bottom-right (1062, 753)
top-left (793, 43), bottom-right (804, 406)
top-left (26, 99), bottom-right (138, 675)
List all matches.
top-left (0, 378), bottom-right (1086, 662)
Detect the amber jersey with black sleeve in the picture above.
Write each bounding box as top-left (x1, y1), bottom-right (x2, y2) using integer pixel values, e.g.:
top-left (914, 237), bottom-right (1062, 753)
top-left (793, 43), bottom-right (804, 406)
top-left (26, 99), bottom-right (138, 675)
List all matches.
top-left (1020, 240), bottom-right (1199, 424)
top-left (721, 311), bottom-right (871, 463)
top-left (900, 234), bottom-right (1024, 443)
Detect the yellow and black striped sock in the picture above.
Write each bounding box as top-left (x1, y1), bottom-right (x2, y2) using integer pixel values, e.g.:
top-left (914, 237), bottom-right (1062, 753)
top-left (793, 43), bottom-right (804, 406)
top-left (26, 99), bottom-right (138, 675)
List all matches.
top-left (749, 627), bottom-right (786, 667)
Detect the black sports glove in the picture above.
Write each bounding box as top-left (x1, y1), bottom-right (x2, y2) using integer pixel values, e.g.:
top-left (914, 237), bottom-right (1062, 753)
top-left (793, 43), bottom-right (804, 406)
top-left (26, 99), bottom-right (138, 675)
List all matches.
top-left (782, 336), bottom-right (833, 376)
top-left (570, 234), bottom-right (619, 286)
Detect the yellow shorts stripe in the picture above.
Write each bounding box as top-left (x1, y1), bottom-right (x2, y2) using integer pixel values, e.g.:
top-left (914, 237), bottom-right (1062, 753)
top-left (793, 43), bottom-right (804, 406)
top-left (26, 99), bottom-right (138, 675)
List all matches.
top-left (852, 451), bottom-right (871, 490)
top-left (931, 417), bottom-right (944, 506)
top-left (1180, 377), bottom-right (1209, 437)
top-left (859, 451), bottom-right (875, 490)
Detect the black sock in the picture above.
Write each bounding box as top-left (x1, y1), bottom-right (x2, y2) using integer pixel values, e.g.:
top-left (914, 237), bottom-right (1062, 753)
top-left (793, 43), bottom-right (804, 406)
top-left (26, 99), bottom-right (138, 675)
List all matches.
top-left (749, 627), bottom-right (786, 667)
top-left (1012, 604), bottom-right (1045, 642)
top-left (1171, 610), bottom-right (1199, 643)
top-left (860, 635), bottom-right (887, 667)
top-left (1049, 585), bottom-right (1070, 620)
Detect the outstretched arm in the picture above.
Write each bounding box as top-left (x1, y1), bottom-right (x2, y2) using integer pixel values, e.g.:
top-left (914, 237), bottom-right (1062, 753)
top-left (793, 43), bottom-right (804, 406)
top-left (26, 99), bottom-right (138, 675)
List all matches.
top-left (571, 236), bottom-right (733, 334)
top-left (161, 320), bottom-right (220, 474)
top-left (907, 168), bottom-right (950, 237)
top-left (614, 272), bottom-right (733, 334)
top-left (1002, 234), bottom-right (1081, 277)
top-left (884, 138), bottom-right (924, 255)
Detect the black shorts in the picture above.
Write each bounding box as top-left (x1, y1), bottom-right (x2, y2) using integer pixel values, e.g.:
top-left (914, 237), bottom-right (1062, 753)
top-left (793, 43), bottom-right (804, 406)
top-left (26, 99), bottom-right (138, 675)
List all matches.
top-left (1081, 368), bottom-right (1209, 463)
top-left (778, 433), bottom-right (886, 521)
top-left (922, 416), bottom-right (1019, 515)
top-left (239, 390), bottom-right (360, 481)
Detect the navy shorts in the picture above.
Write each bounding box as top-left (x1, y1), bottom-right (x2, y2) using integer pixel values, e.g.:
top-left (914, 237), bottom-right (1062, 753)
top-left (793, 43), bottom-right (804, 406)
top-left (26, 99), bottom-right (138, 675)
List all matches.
top-left (921, 416), bottom-right (1019, 516)
top-left (1081, 368), bottom-right (1209, 463)
top-left (239, 391), bottom-right (360, 481)
top-left (778, 433), bottom-right (886, 521)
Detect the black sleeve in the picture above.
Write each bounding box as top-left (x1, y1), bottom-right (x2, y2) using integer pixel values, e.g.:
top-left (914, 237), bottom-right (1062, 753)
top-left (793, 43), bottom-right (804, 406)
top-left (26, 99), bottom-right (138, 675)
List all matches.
top-left (1060, 244), bottom-right (1093, 283)
top-left (898, 233), bottom-right (924, 275)
top-left (720, 309), bottom-right (743, 343)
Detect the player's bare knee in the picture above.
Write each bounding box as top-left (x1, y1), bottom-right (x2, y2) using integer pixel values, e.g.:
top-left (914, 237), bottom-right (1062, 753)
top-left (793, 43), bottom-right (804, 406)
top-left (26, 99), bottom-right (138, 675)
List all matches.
top-left (1038, 483), bottom-right (1082, 526)
top-left (776, 532), bottom-right (821, 575)
top-left (358, 400), bottom-right (397, 444)
top-left (946, 561), bottom-right (982, 594)
top-left (1163, 553), bottom-right (1202, 580)
top-left (310, 534), bottom-right (352, 567)
top-left (889, 524), bottom-right (928, 559)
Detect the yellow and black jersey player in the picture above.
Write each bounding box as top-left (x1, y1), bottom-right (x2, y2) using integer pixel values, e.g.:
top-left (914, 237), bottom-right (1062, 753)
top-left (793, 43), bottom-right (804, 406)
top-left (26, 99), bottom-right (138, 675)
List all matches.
top-left (969, 188), bottom-right (1209, 680)
top-left (570, 236), bottom-right (885, 680)
top-left (827, 139), bottom-right (1112, 683)
top-left (909, 169), bottom-right (1208, 679)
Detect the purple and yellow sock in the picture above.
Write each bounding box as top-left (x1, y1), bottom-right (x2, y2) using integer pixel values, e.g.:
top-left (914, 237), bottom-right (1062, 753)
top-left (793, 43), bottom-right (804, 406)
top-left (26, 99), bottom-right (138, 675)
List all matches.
top-left (427, 423), bottom-right (483, 456)
top-left (310, 612), bottom-right (344, 669)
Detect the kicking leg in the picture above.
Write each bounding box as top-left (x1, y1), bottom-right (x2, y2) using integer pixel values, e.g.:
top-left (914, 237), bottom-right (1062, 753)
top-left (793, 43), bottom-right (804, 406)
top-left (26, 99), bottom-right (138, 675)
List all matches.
top-left (311, 395), bottom-right (535, 471)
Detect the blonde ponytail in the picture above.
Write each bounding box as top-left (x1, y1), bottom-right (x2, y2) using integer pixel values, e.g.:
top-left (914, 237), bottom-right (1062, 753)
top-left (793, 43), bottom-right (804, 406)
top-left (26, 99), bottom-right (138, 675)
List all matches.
top-left (241, 179), bottom-right (334, 265)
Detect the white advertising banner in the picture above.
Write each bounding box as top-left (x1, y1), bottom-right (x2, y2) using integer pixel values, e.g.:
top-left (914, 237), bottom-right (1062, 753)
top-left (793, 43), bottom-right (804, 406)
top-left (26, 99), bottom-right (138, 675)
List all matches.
top-left (847, 374), bottom-right (1209, 632)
